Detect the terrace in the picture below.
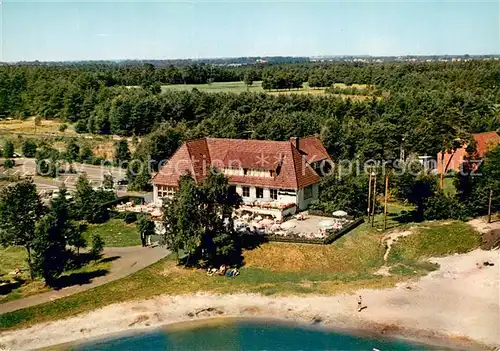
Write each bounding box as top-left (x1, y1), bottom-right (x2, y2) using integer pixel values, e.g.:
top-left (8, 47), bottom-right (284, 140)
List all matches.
top-left (238, 198), bottom-right (297, 220)
top-left (234, 211), bottom-right (357, 243)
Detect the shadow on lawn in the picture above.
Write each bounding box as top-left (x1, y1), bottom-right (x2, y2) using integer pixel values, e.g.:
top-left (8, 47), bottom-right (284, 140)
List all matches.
top-left (48, 254), bottom-right (121, 290)
top-left (177, 233), bottom-right (268, 269)
top-left (69, 253), bottom-right (120, 270)
top-left (382, 210), bottom-right (422, 230)
top-left (0, 277), bottom-right (25, 295)
top-left (52, 269), bottom-right (110, 290)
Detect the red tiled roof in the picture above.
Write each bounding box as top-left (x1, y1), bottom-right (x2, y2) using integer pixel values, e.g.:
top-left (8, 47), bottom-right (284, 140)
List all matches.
top-left (290, 136), bottom-right (332, 163)
top-left (472, 131), bottom-right (500, 157)
top-left (153, 136), bottom-right (327, 190)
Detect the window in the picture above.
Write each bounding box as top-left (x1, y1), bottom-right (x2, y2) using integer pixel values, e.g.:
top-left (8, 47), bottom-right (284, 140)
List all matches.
top-left (256, 187), bottom-right (263, 198)
top-left (242, 186), bottom-right (250, 197)
top-left (303, 185), bottom-right (313, 199)
top-left (243, 168), bottom-right (248, 176)
top-left (158, 185), bottom-right (176, 198)
top-left (270, 188), bottom-right (278, 200)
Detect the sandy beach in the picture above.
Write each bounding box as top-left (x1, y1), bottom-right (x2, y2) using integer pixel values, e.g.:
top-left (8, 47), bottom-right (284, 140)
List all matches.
top-left (0, 248), bottom-right (498, 350)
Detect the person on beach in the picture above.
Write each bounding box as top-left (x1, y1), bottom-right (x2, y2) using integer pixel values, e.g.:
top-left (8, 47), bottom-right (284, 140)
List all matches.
top-left (357, 295), bottom-right (362, 312)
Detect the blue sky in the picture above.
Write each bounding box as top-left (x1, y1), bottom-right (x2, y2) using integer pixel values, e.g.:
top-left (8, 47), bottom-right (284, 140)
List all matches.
top-left (1, 0), bottom-right (499, 61)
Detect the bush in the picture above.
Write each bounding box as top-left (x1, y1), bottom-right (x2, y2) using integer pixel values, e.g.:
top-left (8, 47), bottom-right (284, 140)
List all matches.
top-left (59, 124), bottom-right (68, 132)
top-left (3, 159), bottom-right (15, 169)
top-left (424, 192), bottom-right (466, 221)
top-left (3, 140), bottom-right (14, 158)
top-left (90, 234), bottom-right (104, 260)
top-left (91, 157), bottom-right (105, 166)
top-left (22, 139), bottom-right (37, 157)
top-left (74, 120), bottom-right (88, 133)
top-left (123, 212), bottom-right (138, 224)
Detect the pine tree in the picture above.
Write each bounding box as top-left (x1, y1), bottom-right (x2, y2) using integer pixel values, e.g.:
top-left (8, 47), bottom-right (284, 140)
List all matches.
top-left (0, 180), bottom-right (44, 279)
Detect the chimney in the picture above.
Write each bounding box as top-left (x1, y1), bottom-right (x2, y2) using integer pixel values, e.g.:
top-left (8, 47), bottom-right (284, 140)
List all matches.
top-left (293, 137), bottom-right (299, 150)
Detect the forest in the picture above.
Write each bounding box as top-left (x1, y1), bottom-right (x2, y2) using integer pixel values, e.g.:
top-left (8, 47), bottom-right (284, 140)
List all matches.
top-left (0, 60), bottom-right (498, 163)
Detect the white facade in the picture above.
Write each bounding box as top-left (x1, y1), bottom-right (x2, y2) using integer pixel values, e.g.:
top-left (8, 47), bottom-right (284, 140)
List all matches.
top-left (153, 183), bottom-right (319, 211)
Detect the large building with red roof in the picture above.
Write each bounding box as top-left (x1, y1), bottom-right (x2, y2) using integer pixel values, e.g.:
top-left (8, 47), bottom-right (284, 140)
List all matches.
top-left (152, 136), bottom-right (332, 212)
top-left (437, 131), bottom-right (500, 174)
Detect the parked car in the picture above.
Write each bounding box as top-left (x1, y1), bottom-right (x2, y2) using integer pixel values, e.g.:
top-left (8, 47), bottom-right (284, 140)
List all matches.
top-left (117, 178), bottom-right (129, 186)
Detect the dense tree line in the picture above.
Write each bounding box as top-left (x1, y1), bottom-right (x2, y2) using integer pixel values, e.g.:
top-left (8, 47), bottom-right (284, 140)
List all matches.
top-left (312, 144), bottom-right (500, 223)
top-left (0, 61), bottom-right (498, 167)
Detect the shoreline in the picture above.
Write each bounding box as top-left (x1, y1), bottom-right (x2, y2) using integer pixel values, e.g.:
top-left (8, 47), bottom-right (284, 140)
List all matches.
top-left (50, 316), bottom-right (483, 351)
top-left (1, 248), bottom-right (498, 350)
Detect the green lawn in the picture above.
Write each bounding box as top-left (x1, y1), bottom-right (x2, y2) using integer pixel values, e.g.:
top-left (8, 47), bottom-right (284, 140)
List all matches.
top-left (386, 220), bottom-right (480, 277)
top-left (83, 219), bottom-right (141, 247)
top-left (0, 246), bottom-right (112, 305)
top-left (388, 220), bottom-right (481, 262)
top-left (161, 81), bottom-right (264, 93)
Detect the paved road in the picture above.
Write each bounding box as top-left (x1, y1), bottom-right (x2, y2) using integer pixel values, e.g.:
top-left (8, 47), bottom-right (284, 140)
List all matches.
top-left (0, 246), bottom-right (168, 315)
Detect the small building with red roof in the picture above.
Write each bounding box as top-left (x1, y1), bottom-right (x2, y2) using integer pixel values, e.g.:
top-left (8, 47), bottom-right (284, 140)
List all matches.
top-left (437, 131), bottom-right (500, 174)
top-left (153, 136), bottom-right (332, 213)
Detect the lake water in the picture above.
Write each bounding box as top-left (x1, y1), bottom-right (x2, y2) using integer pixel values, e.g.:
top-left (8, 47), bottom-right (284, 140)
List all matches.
top-left (74, 319), bottom-right (432, 350)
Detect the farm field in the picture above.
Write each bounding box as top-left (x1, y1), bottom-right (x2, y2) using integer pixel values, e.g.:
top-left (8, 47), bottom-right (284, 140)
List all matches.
top-left (160, 81), bottom-right (375, 100)
top-left (161, 81), bottom-right (265, 93)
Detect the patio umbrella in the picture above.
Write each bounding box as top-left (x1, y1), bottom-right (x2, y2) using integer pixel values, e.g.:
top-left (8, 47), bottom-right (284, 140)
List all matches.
top-left (280, 221), bottom-right (296, 230)
top-left (332, 210), bottom-right (348, 217)
top-left (259, 218), bottom-right (274, 228)
top-left (270, 223), bottom-right (281, 231)
top-left (252, 221), bottom-right (263, 229)
top-left (151, 209), bottom-right (162, 217)
top-left (318, 219), bottom-right (335, 230)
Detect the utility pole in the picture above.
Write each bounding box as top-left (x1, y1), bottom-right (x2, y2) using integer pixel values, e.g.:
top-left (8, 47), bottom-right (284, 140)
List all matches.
top-left (367, 171), bottom-right (373, 220)
top-left (488, 189), bottom-right (493, 223)
top-left (383, 174), bottom-right (389, 231)
top-left (440, 138), bottom-right (445, 189)
top-left (371, 173), bottom-right (377, 227)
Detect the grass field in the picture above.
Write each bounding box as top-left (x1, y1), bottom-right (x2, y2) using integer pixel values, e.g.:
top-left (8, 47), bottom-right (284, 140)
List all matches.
top-left (387, 220), bottom-right (480, 276)
top-left (388, 221), bottom-right (481, 262)
top-left (83, 219), bottom-right (141, 247)
top-left (0, 213), bottom-right (482, 331)
top-left (0, 118), bottom-right (75, 135)
top-left (161, 81), bottom-right (265, 93)
top-left (159, 81), bottom-right (374, 100)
